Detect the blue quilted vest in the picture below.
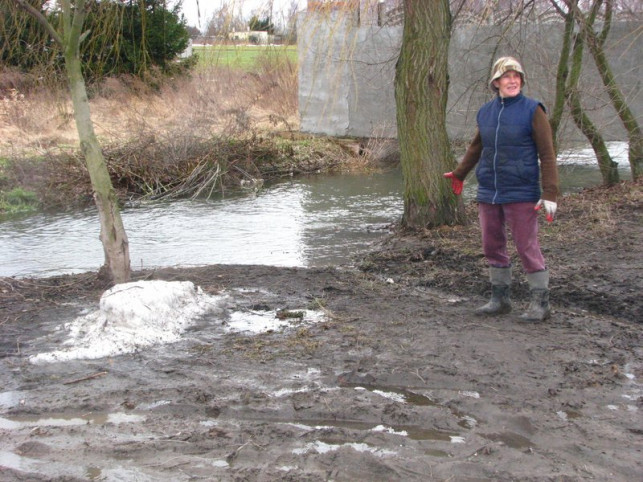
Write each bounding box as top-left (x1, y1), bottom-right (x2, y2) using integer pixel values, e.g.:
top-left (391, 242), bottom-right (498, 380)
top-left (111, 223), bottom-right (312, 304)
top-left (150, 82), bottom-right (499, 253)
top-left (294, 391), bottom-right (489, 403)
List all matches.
top-left (475, 93), bottom-right (543, 204)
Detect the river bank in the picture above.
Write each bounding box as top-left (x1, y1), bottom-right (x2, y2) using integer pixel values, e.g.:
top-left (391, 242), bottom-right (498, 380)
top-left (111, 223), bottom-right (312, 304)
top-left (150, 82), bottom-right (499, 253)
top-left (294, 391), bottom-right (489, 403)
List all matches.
top-left (1, 178), bottom-right (640, 481)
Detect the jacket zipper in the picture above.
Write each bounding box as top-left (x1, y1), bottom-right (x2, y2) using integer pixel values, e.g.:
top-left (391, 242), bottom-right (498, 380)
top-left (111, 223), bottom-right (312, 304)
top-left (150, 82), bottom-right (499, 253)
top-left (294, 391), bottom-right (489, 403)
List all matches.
top-left (492, 98), bottom-right (505, 204)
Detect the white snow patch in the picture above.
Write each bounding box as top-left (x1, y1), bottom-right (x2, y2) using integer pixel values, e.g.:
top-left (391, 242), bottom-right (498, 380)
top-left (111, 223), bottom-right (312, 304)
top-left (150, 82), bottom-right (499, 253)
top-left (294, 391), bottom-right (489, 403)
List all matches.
top-left (459, 391), bottom-right (480, 399)
top-left (371, 425), bottom-right (408, 436)
top-left (225, 309), bottom-right (325, 334)
top-left (271, 387), bottom-right (310, 397)
top-left (293, 441), bottom-right (396, 457)
top-left (460, 415), bottom-right (478, 428)
top-left (200, 420), bottom-right (219, 428)
top-left (137, 400), bottom-right (171, 410)
top-left (372, 390), bottom-right (406, 403)
top-left (30, 280), bottom-right (223, 364)
top-left (226, 310), bottom-right (289, 333)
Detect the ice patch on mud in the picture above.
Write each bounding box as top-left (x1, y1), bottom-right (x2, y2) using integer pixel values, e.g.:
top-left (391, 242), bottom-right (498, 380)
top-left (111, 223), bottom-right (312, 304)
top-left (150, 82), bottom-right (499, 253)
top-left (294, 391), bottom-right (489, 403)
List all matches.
top-left (293, 441), bottom-right (396, 457)
top-left (459, 390), bottom-right (480, 399)
top-left (225, 309), bottom-right (325, 334)
top-left (372, 389), bottom-right (406, 403)
top-left (29, 280), bottom-right (224, 364)
top-left (371, 425), bottom-right (408, 436)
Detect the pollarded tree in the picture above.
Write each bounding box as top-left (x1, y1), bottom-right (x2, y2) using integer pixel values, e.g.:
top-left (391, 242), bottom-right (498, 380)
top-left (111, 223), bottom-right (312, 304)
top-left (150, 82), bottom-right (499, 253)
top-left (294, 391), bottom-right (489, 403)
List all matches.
top-left (14, 0), bottom-right (131, 283)
top-left (566, 0), bottom-right (642, 180)
top-left (550, 0), bottom-right (619, 185)
top-left (395, 0), bottom-right (464, 228)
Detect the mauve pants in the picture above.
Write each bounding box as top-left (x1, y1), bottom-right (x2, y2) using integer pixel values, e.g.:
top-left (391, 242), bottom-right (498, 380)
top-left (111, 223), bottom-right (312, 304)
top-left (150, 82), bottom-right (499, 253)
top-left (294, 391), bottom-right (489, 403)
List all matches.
top-left (478, 202), bottom-right (546, 273)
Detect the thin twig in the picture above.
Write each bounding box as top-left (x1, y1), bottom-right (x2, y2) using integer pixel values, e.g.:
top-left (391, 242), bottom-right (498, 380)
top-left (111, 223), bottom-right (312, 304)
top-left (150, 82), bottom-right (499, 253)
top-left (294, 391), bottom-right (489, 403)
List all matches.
top-left (63, 371), bottom-right (108, 385)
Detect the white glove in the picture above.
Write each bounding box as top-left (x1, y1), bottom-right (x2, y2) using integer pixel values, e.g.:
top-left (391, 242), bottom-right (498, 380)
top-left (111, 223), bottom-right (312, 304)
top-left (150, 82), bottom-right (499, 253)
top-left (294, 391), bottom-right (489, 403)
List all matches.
top-left (535, 199), bottom-right (557, 222)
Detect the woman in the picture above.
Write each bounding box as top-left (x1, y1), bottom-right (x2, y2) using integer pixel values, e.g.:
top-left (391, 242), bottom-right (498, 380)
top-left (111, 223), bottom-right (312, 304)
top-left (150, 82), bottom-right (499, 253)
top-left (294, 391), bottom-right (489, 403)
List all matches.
top-left (443, 56), bottom-right (559, 322)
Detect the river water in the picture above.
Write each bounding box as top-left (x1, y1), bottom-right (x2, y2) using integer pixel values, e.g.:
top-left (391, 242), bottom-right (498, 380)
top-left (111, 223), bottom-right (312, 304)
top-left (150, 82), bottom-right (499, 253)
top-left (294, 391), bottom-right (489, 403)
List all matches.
top-left (0, 142), bottom-right (630, 278)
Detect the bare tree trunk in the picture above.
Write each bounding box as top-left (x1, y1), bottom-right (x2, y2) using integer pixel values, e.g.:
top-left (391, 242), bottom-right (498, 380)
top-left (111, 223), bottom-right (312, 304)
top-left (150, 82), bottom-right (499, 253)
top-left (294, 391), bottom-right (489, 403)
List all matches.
top-left (65, 51), bottom-right (131, 283)
top-left (395, 0), bottom-right (463, 228)
top-left (16, 0), bottom-right (131, 283)
top-left (549, 1), bottom-right (575, 152)
top-left (563, 0), bottom-right (619, 185)
top-left (570, 0), bottom-right (642, 180)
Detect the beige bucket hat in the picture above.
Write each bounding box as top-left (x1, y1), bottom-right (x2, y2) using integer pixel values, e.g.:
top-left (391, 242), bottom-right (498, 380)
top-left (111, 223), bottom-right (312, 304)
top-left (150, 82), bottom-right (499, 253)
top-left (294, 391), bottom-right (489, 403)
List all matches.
top-left (489, 56), bottom-right (525, 92)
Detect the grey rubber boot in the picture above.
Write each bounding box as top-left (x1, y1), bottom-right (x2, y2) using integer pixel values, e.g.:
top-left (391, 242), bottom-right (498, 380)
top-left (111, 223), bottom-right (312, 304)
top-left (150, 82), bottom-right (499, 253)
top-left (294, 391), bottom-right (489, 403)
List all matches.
top-left (475, 267), bottom-right (512, 316)
top-left (519, 270), bottom-right (551, 322)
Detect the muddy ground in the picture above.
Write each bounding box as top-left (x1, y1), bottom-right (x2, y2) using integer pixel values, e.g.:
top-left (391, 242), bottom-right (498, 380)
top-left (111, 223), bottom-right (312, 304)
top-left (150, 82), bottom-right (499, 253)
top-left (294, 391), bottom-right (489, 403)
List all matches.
top-left (0, 180), bottom-right (641, 481)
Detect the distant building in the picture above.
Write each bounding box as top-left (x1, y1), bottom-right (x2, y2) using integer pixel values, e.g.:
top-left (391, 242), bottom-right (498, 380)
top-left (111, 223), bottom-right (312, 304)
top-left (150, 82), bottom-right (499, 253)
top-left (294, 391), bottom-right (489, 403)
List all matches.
top-left (229, 30), bottom-right (270, 45)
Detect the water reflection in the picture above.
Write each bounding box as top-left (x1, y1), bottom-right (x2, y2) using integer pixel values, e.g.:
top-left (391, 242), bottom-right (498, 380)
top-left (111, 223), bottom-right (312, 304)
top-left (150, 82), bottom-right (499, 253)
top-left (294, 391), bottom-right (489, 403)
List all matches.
top-left (0, 171), bottom-right (403, 278)
top-left (0, 142), bottom-right (631, 278)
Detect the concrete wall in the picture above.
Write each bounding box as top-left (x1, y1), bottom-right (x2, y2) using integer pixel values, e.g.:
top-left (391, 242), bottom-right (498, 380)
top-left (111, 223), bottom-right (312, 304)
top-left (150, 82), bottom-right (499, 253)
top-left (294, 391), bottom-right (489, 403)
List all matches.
top-left (297, 12), bottom-right (642, 146)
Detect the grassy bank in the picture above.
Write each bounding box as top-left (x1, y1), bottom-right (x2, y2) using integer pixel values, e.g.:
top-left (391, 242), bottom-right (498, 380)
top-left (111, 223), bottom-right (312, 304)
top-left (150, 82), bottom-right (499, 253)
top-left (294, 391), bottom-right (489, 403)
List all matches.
top-left (1, 134), bottom-right (364, 214)
top-left (0, 53), bottom-right (368, 216)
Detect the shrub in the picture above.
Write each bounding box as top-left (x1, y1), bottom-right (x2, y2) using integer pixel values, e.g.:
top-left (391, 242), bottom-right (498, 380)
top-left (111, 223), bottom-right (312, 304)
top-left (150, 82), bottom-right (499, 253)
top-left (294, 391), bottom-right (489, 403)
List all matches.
top-left (0, 0), bottom-right (193, 85)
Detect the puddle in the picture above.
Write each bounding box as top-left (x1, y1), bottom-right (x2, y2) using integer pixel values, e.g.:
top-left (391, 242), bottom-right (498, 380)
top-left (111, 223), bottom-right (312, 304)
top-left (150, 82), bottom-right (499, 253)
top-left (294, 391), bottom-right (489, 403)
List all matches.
top-left (293, 440), bottom-right (397, 457)
top-left (0, 391), bottom-right (26, 410)
top-left (225, 308), bottom-right (325, 334)
top-left (481, 432), bottom-right (533, 449)
top-left (334, 383), bottom-right (478, 441)
top-left (0, 451), bottom-right (87, 479)
top-left (0, 411), bottom-right (146, 430)
top-left (291, 419), bottom-right (459, 442)
top-left (0, 451), bottom-right (149, 481)
top-left (425, 448), bottom-right (450, 457)
top-left (557, 409), bottom-right (582, 421)
top-left (344, 384), bottom-right (437, 407)
top-left (85, 466), bottom-right (102, 480)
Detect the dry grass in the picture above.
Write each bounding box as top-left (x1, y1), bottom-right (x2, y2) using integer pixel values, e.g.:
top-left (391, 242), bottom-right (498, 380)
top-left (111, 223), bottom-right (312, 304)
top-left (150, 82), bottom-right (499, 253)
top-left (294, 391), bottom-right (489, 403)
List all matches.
top-left (1, 61), bottom-right (371, 210)
top-left (0, 61), bottom-right (300, 157)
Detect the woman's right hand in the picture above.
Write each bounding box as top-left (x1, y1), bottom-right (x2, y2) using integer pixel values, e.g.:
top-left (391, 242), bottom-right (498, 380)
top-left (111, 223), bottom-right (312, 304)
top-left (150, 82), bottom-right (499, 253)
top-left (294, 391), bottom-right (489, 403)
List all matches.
top-left (443, 172), bottom-right (464, 195)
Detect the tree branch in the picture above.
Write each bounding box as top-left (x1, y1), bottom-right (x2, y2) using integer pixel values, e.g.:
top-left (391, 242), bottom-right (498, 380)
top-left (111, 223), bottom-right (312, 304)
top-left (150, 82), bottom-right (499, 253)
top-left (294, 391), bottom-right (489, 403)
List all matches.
top-left (14, 0), bottom-right (63, 47)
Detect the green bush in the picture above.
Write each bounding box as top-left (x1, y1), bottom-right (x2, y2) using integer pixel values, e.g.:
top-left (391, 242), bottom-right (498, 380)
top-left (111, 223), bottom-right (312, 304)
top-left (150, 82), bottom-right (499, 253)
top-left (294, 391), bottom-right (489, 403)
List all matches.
top-left (1, 0), bottom-right (193, 85)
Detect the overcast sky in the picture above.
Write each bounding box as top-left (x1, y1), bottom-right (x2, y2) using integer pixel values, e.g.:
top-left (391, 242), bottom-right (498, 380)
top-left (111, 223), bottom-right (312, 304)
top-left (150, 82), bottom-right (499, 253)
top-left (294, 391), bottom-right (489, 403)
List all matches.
top-left (174, 0), bottom-right (307, 29)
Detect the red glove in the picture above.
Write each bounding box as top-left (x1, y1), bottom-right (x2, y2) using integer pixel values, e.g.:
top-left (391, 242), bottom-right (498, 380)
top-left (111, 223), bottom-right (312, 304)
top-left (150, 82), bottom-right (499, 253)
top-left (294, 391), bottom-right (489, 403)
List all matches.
top-left (443, 172), bottom-right (463, 195)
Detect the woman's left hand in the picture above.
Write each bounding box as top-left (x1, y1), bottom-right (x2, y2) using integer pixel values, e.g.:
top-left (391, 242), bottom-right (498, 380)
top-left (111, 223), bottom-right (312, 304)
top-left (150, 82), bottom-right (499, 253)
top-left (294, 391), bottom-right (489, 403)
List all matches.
top-left (535, 199), bottom-right (557, 222)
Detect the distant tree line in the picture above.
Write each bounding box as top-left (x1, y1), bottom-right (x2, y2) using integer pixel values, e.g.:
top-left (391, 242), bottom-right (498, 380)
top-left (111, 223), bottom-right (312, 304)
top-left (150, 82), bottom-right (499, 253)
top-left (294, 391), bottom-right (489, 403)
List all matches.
top-left (200, 2), bottom-right (298, 44)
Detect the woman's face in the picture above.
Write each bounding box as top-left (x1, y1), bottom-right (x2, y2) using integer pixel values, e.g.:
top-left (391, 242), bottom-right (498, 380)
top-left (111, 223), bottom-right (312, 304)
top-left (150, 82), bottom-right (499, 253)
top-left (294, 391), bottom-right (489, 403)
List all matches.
top-left (493, 70), bottom-right (522, 98)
